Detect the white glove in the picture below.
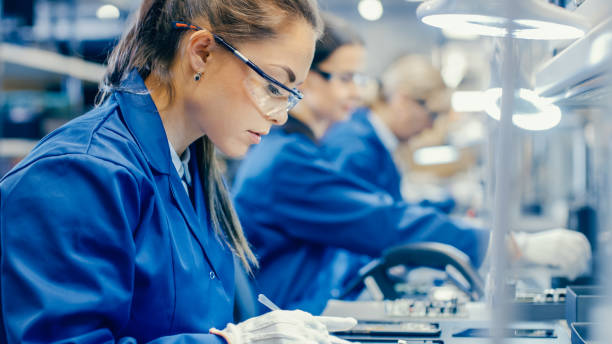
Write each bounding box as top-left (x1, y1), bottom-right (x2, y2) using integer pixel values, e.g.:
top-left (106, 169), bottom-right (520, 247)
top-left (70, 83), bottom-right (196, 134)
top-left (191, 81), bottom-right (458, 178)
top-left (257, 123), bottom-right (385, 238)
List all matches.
top-left (514, 228), bottom-right (592, 280)
top-left (210, 309), bottom-right (357, 344)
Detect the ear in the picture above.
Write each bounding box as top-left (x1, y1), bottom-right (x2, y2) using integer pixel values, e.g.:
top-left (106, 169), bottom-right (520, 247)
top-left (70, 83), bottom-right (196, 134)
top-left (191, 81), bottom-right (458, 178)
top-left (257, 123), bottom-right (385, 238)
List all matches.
top-left (186, 29), bottom-right (216, 73)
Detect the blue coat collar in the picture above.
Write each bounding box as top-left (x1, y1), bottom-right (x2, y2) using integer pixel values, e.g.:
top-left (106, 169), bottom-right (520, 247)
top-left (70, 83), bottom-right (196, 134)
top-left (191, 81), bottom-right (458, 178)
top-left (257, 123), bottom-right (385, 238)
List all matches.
top-left (113, 70), bottom-right (172, 175)
top-left (112, 72), bottom-right (230, 281)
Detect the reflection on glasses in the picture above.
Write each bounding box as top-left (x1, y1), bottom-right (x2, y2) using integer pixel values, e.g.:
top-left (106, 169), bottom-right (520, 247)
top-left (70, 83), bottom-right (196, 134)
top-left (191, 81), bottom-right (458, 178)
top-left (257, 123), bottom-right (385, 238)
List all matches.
top-left (311, 66), bottom-right (370, 87)
top-left (415, 98), bottom-right (439, 122)
top-left (173, 21), bottom-right (302, 120)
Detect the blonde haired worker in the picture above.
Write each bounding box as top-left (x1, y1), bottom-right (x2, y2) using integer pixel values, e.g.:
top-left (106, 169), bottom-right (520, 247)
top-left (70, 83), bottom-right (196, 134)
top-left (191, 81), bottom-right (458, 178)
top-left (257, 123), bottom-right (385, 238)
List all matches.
top-left (323, 54), bottom-right (591, 283)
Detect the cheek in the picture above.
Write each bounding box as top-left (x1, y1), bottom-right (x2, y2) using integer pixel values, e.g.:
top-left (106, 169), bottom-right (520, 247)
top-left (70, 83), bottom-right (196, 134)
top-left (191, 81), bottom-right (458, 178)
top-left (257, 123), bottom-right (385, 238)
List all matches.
top-left (190, 86), bottom-right (258, 157)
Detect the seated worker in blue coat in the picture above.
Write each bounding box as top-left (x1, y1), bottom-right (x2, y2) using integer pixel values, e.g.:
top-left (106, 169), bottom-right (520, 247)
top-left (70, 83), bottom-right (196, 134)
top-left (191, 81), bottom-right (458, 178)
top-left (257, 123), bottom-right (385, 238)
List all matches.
top-left (322, 53), bottom-right (592, 281)
top-left (232, 16), bottom-right (593, 315)
top-left (0, 1), bottom-right (359, 343)
top-left (233, 14), bottom-right (489, 315)
top-left (321, 55), bottom-right (455, 209)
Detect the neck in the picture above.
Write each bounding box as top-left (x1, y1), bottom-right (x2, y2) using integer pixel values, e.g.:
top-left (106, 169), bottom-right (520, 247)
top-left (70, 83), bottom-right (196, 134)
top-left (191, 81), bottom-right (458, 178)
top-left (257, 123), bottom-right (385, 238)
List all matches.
top-left (371, 103), bottom-right (397, 138)
top-left (290, 105), bottom-right (332, 139)
top-left (145, 75), bottom-right (200, 156)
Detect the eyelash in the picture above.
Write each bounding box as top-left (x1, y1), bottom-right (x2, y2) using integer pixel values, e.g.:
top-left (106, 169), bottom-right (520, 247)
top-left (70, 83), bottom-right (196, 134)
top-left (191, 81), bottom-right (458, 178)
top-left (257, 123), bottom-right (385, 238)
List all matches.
top-left (266, 84), bottom-right (283, 97)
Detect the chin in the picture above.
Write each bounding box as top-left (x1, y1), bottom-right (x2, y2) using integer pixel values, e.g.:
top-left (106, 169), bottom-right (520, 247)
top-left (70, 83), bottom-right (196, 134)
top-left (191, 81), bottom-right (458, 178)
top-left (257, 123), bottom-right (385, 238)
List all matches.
top-left (220, 143), bottom-right (250, 159)
top-left (335, 112), bottom-right (351, 122)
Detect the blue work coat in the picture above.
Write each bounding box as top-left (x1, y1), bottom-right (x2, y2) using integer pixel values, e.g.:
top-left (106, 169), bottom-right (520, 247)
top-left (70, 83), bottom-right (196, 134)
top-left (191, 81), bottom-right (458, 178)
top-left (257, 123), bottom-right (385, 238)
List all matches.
top-left (323, 108), bottom-right (455, 213)
top-left (232, 116), bottom-right (489, 315)
top-left (0, 71), bottom-right (233, 343)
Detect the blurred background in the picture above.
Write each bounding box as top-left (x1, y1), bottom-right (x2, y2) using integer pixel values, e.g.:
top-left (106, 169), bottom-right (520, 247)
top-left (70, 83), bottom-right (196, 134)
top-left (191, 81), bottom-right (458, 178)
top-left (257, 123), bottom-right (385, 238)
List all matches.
top-left (1, 0), bottom-right (610, 253)
top-left (2, 0), bottom-right (612, 340)
top-left (2, 0), bottom-right (611, 237)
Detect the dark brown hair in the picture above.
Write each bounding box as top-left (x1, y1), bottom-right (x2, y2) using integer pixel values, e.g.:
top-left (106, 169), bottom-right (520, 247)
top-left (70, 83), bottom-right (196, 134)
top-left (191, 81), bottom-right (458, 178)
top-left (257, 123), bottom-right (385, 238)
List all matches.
top-left (98, 0), bottom-right (322, 273)
top-left (312, 12), bottom-right (363, 68)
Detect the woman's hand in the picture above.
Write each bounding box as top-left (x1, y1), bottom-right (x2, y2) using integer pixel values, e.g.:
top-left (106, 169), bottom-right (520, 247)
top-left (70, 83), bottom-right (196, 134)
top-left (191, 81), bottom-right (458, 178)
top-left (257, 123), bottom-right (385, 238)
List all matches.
top-left (514, 228), bottom-right (592, 280)
top-left (210, 309), bottom-right (357, 344)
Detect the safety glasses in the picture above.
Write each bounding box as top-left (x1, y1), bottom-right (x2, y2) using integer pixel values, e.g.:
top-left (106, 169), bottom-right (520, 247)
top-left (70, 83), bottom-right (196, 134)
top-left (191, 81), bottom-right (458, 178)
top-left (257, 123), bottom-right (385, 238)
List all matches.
top-left (415, 98), bottom-right (439, 122)
top-left (311, 66), bottom-right (370, 87)
top-left (173, 21), bottom-right (303, 119)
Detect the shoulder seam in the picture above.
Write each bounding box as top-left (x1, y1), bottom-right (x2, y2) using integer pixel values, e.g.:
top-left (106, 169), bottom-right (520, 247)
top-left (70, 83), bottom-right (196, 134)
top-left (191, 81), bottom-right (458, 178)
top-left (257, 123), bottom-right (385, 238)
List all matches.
top-left (85, 104), bottom-right (120, 155)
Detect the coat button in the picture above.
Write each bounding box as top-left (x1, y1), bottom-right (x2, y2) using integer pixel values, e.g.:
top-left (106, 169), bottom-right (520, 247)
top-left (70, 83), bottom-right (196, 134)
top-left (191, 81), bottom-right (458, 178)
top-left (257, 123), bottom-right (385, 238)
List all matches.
top-left (210, 271), bottom-right (216, 280)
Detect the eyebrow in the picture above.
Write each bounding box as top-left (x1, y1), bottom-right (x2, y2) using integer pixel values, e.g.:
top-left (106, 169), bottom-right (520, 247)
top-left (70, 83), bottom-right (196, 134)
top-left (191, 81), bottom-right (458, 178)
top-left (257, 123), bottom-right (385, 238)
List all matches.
top-left (270, 64), bottom-right (296, 83)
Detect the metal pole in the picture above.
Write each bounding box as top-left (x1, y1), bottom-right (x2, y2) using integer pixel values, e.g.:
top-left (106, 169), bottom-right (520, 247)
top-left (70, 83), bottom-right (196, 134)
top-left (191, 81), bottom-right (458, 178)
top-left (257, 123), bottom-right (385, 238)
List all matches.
top-left (595, 55), bottom-right (612, 343)
top-left (490, 4), bottom-right (518, 344)
top-left (0, 0), bottom-right (5, 154)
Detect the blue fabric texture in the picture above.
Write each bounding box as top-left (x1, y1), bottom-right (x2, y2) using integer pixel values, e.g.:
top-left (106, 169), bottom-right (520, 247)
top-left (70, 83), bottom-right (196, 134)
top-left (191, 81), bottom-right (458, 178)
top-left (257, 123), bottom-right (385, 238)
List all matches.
top-left (322, 108), bottom-right (456, 213)
top-left (232, 116), bottom-right (489, 315)
top-left (0, 71), bottom-right (232, 344)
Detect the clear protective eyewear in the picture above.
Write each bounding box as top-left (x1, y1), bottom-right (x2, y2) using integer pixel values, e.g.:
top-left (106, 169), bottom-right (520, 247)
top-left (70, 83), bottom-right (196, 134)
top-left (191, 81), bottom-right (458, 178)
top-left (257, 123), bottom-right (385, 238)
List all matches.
top-left (414, 98), bottom-right (440, 122)
top-left (173, 21), bottom-right (303, 120)
top-left (311, 66), bottom-right (370, 87)
top-left (243, 73), bottom-right (294, 121)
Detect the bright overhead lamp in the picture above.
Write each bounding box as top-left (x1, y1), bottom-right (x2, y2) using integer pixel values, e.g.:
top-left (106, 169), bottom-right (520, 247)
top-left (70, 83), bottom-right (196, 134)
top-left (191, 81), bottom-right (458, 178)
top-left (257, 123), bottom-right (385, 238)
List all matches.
top-left (484, 88), bottom-right (562, 131)
top-left (358, 0), bottom-right (383, 21)
top-left (413, 145), bottom-right (459, 166)
top-left (417, 0), bottom-right (589, 40)
top-left (451, 91), bottom-right (486, 112)
top-left (97, 4), bottom-right (120, 20)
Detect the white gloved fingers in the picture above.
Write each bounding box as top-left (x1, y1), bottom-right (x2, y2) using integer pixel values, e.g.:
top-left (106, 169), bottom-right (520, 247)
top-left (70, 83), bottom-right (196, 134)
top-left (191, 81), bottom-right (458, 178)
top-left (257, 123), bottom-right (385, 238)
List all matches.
top-left (541, 230), bottom-right (591, 280)
top-left (575, 233), bottom-right (592, 261)
top-left (315, 316), bottom-right (358, 332)
top-left (216, 309), bottom-right (340, 344)
top-left (517, 229), bottom-right (592, 266)
top-left (246, 310), bottom-right (322, 331)
top-left (246, 323), bottom-right (329, 343)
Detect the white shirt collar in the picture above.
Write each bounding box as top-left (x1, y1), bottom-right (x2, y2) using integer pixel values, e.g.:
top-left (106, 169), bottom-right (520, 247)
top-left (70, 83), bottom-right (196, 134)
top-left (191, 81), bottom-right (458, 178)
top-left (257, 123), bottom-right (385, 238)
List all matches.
top-left (168, 140), bottom-right (192, 191)
top-left (367, 111), bottom-right (399, 153)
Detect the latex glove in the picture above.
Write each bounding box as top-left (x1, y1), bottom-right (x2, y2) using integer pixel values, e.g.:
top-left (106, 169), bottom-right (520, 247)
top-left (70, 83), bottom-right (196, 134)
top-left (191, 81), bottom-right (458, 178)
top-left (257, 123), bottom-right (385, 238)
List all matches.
top-left (210, 309), bottom-right (357, 344)
top-left (514, 228), bottom-right (591, 280)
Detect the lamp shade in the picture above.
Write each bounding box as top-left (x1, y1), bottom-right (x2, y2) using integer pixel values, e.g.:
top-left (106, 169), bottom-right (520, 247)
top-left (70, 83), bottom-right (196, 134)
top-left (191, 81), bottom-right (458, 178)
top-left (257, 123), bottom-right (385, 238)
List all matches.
top-left (417, 0), bottom-right (590, 40)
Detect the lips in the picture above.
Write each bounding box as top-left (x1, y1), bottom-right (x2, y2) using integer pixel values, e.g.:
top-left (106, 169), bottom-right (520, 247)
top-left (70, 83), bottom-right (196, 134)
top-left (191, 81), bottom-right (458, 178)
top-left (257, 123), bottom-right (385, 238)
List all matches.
top-left (247, 130), bottom-right (267, 144)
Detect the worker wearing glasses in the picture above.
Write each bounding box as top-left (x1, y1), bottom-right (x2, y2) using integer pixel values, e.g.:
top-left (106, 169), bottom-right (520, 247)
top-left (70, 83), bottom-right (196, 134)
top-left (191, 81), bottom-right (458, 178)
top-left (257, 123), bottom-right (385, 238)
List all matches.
top-left (231, 17), bottom-right (592, 316)
top-left (0, 1), bottom-right (360, 343)
top-left (231, 14), bottom-right (489, 315)
top-left (324, 54), bottom-right (592, 290)
top-left (322, 55), bottom-right (451, 204)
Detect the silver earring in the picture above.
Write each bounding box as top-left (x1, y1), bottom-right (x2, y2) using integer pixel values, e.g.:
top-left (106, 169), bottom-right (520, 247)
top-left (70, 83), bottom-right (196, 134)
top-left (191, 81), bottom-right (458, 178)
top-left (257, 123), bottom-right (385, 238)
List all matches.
top-left (194, 71), bottom-right (203, 81)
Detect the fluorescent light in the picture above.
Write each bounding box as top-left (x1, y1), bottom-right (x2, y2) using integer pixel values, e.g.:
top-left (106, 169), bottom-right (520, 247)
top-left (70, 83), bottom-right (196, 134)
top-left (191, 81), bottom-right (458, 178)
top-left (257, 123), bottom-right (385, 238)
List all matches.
top-left (0, 43), bottom-right (105, 83)
top-left (417, 0), bottom-right (589, 40)
top-left (442, 27), bottom-right (480, 40)
top-left (451, 91), bottom-right (486, 112)
top-left (514, 19), bottom-right (585, 40)
top-left (358, 0), bottom-right (383, 21)
top-left (441, 50), bottom-right (468, 88)
top-left (96, 4), bottom-right (120, 20)
top-left (589, 32), bottom-right (612, 65)
top-left (413, 145), bottom-right (460, 166)
top-left (422, 14), bottom-right (507, 37)
top-left (484, 88), bottom-right (562, 131)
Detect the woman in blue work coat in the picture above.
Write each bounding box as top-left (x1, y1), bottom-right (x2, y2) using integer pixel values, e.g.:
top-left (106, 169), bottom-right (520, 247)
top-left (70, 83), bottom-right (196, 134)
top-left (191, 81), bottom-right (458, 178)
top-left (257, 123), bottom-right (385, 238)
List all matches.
top-left (232, 14), bottom-right (491, 315)
top-left (0, 0), bottom-right (358, 343)
top-left (322, 55), bottom-right (455, 212)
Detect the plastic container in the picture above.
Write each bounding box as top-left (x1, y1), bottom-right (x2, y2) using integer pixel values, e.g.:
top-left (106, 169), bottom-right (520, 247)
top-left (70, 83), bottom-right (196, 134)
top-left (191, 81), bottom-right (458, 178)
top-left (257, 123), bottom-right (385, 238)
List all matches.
top-left (570, 322), bottom-right (600, 344)
top-left (566, 286), bottom-right (605, 324)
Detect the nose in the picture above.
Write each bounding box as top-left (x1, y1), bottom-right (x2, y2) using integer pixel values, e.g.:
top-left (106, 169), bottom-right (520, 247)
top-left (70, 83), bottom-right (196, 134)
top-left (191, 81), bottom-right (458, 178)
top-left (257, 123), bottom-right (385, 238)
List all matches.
top-left (266, 110), bottom-right (288, 126)
top-left (347, 81), bottom-right (362, 101)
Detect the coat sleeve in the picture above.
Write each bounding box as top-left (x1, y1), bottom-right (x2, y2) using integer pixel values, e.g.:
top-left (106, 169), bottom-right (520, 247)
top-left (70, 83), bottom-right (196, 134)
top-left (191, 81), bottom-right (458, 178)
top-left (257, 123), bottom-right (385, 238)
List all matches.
top-left (0, 154), bottom-right (225, 344)
top-left (238, 149), bottom-right (489, 267)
